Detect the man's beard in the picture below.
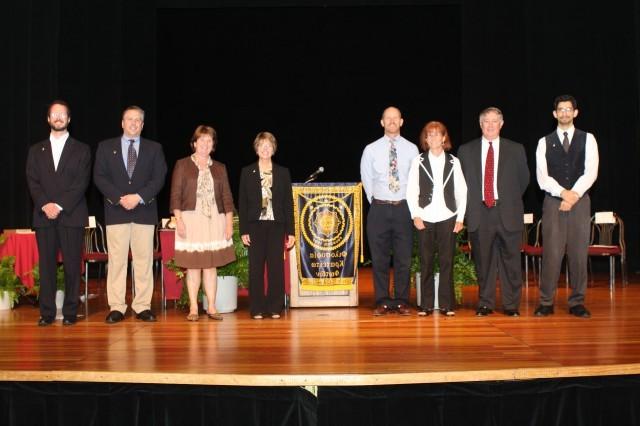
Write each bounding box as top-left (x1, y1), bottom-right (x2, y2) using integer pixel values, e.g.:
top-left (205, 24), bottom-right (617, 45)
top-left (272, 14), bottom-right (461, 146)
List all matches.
top-left (50, 122), bottom-right (68, 132)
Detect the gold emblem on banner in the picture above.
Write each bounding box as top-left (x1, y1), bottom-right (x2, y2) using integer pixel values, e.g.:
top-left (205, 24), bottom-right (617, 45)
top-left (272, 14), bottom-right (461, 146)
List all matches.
top-left (300, 195), bottom-right (352, 252)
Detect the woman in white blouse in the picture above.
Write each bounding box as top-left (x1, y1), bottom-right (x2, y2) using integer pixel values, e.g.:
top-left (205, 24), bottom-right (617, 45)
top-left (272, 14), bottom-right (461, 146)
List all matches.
top-left (406, 121), bottom-right (467, 316)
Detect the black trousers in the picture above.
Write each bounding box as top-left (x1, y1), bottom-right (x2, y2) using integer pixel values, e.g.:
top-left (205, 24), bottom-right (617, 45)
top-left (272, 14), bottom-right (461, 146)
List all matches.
top-left (366, 201), bottom-right (413, 306)
top-left (417, 216), bottom-right (456, 310)
top-left (35, 224), bottom-right (84, 320)
top-left (247, 221), bottom-right (285, 316)
top-left (469, 205), bottom-right (523, 310)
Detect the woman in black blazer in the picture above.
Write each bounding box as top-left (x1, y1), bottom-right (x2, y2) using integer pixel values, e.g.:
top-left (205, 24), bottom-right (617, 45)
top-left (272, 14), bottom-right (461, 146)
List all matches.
top-left (238, 132), bottom-right (295, 319)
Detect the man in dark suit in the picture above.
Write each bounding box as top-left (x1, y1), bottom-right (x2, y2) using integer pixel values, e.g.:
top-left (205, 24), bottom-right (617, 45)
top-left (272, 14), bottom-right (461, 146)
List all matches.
top-left (457, 107), bottom-right (529, 317)
top-left (26, 100), bottom-right (91, 326)
top-left (94, 106), bottom-right (167, 324)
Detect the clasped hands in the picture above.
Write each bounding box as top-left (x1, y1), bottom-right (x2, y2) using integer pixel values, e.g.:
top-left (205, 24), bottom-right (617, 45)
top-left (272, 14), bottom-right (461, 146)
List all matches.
top-left (119, 194), bottom-right (142, 210)
top-left (559, 190), bottom-right (580, 211)
top-left (42, 203), bottom-right (61, 220)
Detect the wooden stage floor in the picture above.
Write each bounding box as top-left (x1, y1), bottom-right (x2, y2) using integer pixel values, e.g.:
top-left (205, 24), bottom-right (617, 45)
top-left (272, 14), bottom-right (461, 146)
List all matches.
top-left (1, 268), bottom-right (639, 387)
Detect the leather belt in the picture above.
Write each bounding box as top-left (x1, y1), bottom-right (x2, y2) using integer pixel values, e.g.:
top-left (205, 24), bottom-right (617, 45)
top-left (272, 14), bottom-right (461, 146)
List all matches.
top-left (482, 199), bottom-right (500, 207)
top-left (373, 199), bottom-right (404, 206)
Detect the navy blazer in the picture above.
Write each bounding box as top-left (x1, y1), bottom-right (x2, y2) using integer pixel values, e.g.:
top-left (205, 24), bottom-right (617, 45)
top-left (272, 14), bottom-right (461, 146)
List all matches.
top-left (457, 137), bottom-right (529, 232)
top-left (93, 137), bottom-right (167, 226)
top-left (238, 162), bottom-right (294, 237)
top-left (26, 137), bottom-right (91, 228)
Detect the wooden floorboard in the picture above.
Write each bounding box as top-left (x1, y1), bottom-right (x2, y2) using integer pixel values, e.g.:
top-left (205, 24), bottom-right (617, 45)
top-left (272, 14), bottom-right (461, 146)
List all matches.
top-left (1, 268), bottom-right (639, 386)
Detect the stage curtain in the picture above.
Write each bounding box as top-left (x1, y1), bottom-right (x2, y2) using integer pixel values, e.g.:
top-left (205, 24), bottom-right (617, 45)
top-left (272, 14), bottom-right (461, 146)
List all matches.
top-left (0, 383), bottom-right (317, 426)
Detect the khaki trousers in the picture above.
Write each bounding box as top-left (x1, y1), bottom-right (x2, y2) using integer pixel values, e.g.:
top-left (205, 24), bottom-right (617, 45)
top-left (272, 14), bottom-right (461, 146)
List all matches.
top-left (106, 223), bottom-right (155, 314)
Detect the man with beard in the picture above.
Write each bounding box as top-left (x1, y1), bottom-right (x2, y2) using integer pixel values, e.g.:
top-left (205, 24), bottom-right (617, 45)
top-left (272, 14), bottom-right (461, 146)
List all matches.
top-left (534, 95), bottom-right (599, 318)
top-left (26, 100), bottom-right (91, 326)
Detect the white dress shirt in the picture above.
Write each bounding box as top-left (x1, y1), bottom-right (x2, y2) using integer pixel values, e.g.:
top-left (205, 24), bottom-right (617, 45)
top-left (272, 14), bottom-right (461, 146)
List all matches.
top-left (50, 132), bottom-right (69, 171)
top-left (406, 151), bottom-right (467, 223)
top-left (481, 137), bottom-right (500, 200)
top-left (535, 126), bottom-right (599, 197)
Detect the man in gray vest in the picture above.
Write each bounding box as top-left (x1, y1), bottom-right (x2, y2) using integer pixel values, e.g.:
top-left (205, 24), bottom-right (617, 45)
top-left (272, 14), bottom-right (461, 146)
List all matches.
top-left (534, 95), bottom-right (599, 318)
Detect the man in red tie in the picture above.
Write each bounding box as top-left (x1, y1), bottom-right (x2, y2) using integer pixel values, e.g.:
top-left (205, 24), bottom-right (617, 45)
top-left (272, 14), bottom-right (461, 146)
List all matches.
top-left (457, 107), bottom-right (530, 317)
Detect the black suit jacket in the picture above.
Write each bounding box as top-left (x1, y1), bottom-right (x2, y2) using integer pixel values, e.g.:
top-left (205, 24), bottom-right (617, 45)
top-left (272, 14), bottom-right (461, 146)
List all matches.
top-left (93, 137), bottom-right (167, 225)
top-left (26, 137), bottom-right (91, 228)
top-left (457, 137), bottom-right (529, 232)
top-left (238, 162), bottom-right (294, 236)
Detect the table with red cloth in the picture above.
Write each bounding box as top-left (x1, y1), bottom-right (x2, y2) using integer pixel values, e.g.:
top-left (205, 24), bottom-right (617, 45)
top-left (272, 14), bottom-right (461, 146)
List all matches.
top-left (158, 229), bottom-right (291, 300)
top-left (0, 230), bottom-right (39, 288)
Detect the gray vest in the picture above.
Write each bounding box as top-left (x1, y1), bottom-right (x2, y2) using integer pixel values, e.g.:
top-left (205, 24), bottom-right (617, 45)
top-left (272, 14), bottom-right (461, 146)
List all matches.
top-left (418, 153), bottom-right (456, 212)
top-left (545, 129), bottom-right (587, 194)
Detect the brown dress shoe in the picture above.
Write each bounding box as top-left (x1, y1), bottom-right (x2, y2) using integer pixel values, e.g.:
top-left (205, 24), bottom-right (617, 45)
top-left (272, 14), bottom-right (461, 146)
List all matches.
top-left (373, 305), bottom-right (389, 316)
top-left (396, 304), bottom-right (411, 316)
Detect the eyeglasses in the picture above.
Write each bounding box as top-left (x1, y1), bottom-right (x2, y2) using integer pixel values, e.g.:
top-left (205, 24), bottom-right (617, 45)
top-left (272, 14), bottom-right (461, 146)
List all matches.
top-left (556, 107), bottom-right (574, 113)
top-left (49, 112), bottom-right (68, 119)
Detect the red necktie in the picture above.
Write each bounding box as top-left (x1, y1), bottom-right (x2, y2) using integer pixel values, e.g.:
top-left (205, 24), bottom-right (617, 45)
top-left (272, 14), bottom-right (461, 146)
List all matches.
top-left (484, 141), bottom-right (495, 207)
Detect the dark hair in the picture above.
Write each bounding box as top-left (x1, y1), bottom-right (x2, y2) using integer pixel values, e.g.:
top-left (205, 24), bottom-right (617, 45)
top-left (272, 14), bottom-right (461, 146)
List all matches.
top-left (553, 94), bottom-right (577, 110)
top-left (190, 125), bottom-right (217, 152)
top-left (419, 121), bottom-right (452, 152)
top-left (47, 100), bottom-right (70, 117)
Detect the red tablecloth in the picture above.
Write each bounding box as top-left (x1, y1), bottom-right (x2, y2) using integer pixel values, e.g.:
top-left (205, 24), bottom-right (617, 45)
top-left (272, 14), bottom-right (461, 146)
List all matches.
top-left (0, 231), bottom-right (38, 288)
top-left (159, 230), bottom-right (182, 300)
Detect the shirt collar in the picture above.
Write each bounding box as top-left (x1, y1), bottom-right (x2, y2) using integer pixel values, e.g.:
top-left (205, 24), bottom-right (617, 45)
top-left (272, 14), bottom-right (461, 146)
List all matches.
top-left (557, 126), bottom-right (575, 139)
top-left (122, 135), bottom-right (141, 144)
top-left (50, 132), bottom-right (69, 144)
top-left (482, 137), bottom-right (500, 146)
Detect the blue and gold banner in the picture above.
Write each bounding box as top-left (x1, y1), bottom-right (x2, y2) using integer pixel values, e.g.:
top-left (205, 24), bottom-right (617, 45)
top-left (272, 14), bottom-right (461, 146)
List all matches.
top-left (292, 183), bottom-right (363, 291)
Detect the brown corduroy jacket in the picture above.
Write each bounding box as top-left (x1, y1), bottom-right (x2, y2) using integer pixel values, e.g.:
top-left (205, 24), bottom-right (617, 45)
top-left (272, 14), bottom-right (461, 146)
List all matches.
top-left (169, 156), bottom-right (235, 214)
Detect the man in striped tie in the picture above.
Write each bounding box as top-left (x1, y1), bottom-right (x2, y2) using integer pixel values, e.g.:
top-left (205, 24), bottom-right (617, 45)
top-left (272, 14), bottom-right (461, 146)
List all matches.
top-left (94, 106), bottom-right (167, 324)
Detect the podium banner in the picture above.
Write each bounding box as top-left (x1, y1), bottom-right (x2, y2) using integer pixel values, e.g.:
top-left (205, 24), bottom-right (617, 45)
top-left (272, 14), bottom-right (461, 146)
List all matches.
top-left (292, 183), bottom-right (362, 291)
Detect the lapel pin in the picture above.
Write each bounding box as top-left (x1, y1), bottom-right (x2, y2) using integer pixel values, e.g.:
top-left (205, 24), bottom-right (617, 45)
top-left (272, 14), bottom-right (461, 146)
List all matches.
top-left (113, 150), bottom-right (117, 155)
top-left (41, 147), bottom-right (45, 151)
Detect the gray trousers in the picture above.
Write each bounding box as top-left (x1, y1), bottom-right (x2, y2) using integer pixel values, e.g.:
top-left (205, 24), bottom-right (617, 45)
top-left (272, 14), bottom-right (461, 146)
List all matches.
top-left (539, 194), bottom-right (591, 307)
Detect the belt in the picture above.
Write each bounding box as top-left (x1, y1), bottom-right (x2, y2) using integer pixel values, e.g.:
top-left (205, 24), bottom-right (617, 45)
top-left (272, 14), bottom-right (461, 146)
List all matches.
top-left (373, 199), bottom-right (404, 206)
top-left (482, 199), bottom-right (500, 207)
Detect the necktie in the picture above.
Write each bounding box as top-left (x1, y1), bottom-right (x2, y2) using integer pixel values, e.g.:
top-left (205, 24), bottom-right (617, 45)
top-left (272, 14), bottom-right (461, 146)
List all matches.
top-left (484, 141), bottom-right (495, 207)
top-left (562, 131), bottom-right (570, 153)
top-left (388, 138), bottom-right (400, 193)
top-left (127, 139), bottom-right (137, 178)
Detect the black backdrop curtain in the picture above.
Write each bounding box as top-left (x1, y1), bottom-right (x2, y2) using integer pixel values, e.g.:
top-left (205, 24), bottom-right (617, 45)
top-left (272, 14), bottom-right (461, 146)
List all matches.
top-left (2, 376), bottom-right (640, 426)
top-left (2, 0), bottom-right (639, 270)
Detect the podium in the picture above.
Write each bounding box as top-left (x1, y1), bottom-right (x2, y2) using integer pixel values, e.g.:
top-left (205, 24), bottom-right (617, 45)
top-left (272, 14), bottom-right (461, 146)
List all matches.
top-left (289, 183), bottom-right (362, 307)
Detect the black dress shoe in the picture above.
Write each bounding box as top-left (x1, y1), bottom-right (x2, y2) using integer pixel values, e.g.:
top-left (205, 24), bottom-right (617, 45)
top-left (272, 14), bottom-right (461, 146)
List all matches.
top-left (476, 306), bottom-right (493, 316)
top-left (534, 305), bottom-right (554, 317)
top-left (417, 308), bottom-right (433, 317)
top-left (38, 317), bottom-right (54, 327)
top-left (569, 304), bottom-right (591, 318)
top-left (105, 310), bottom-right (125, 324)
top-left (62, 317), bottom-right (77, 326)
top-left (503, 309), bottom-right (520, 317)
top-left (396, 304), bottom-right (411, 316)
top-left (135, 309), bottom-right (157, 322)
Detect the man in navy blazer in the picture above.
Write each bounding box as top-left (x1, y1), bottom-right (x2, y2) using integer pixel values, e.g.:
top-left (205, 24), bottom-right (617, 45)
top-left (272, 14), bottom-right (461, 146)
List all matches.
top-left (26, 100), bottom-right (91, 326)
top-left (457, 107), bottom-right (529, 317)
top-left (94, 106), bottom-right (167, 323)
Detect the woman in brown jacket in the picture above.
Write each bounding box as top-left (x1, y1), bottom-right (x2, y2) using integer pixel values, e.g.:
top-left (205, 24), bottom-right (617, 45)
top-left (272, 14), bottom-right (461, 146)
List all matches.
top-left (170, 125), bottom-right (235, 321)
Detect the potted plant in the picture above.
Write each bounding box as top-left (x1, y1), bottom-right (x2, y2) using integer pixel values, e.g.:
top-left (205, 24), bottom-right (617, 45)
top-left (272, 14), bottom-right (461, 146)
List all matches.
top-left (0, 256), bottom-right (25, 310)
top-left (411, 231), bottom-right (477, 306)
top-left (30, 264), bottom-right (66, 310)
top-left (206, 215), bottom-right (248, 313)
